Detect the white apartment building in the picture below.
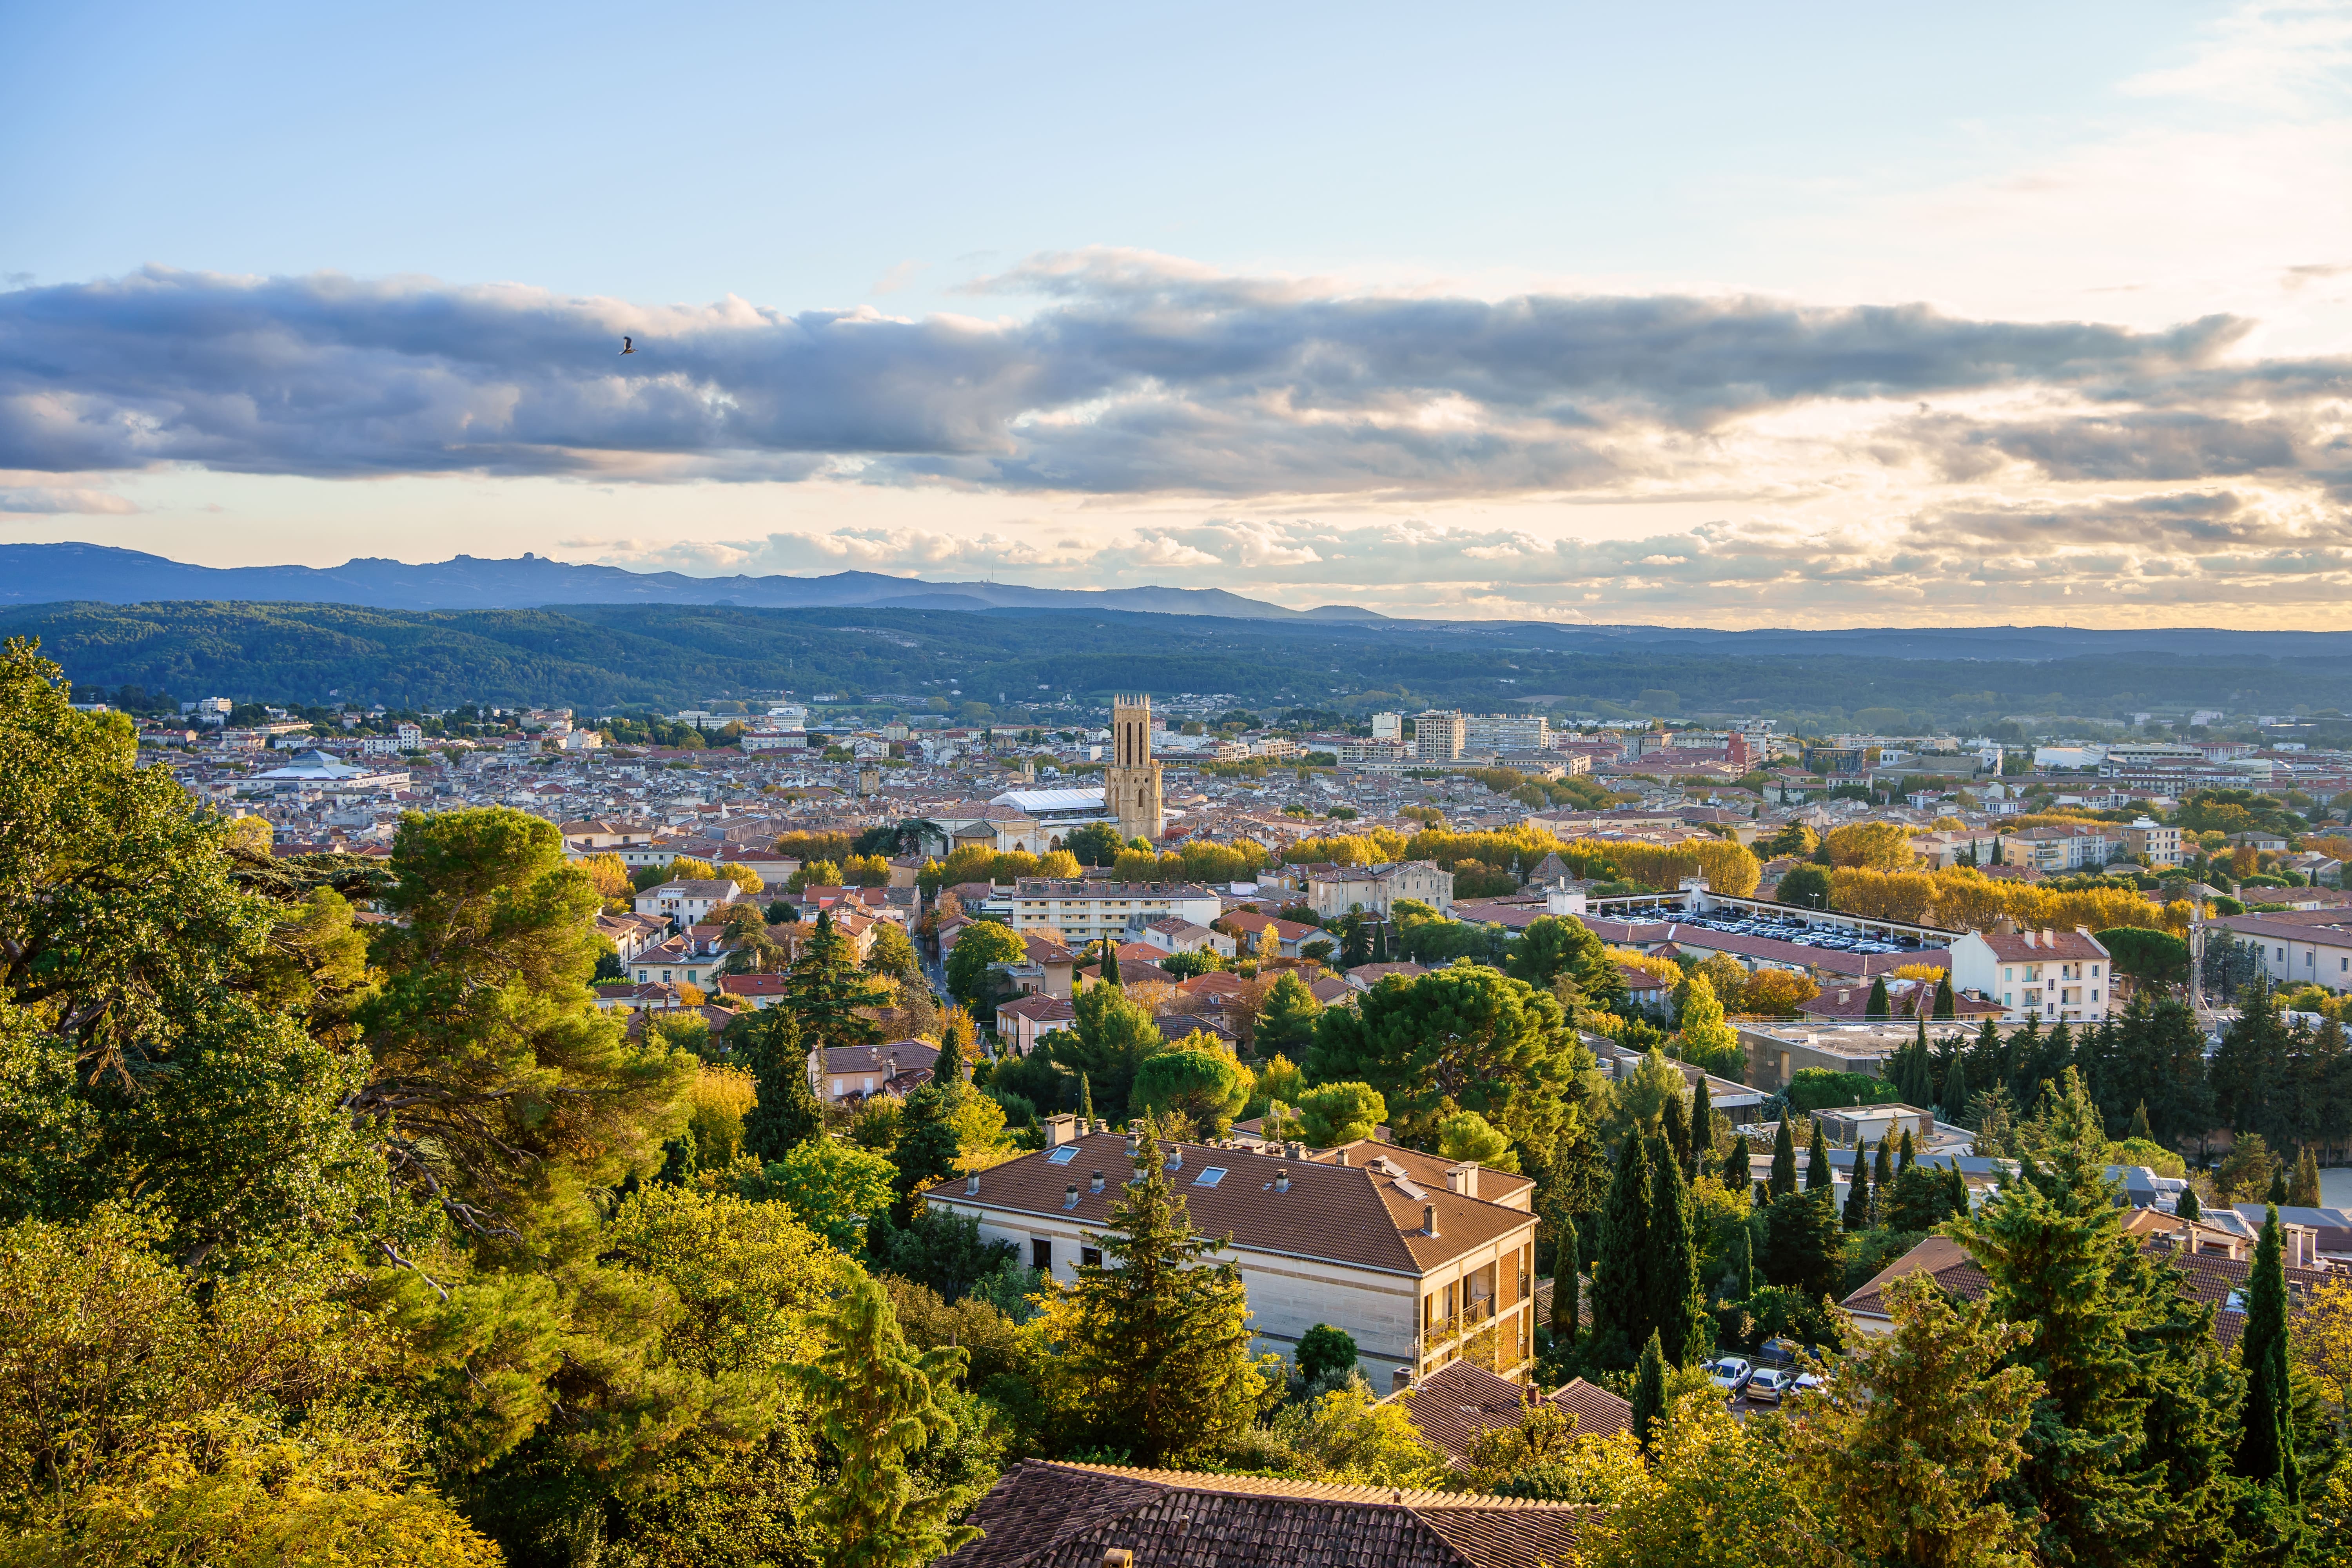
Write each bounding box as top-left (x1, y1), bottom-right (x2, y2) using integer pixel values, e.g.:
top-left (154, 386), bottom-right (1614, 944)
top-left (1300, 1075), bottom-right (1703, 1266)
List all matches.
top-left (2212, 914), bottom-right (2352, 993)
top-left (1462, 713), bottom-right (1550, 754)
top-left (1372, 712), bottom-right (1404, 741)
top-left (928, 1129), bottom-right (1541, 1387)
top-left (2119, 818), bottom-right (2186, 869)
top-left (1005, 878), bottom-right (1223, 943)
top-left (2003, 824), bottom-right (2119, 873)
top-left (632, 877), bottom-right (744, 926)
top-left (1416, 710), bottom-right (1467, 764)
top-left (1946, 921), bottom-right (2111, 1024)
top-left (1306, 860), bottom-right (1456, 919)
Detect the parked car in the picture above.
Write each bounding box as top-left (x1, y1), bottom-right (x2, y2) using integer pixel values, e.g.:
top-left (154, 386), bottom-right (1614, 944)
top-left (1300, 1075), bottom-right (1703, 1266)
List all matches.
top-left (1705, 1355), bottom-right (1753, 1395)
top-left (1744, 1366), bottom-right (1799, 1404)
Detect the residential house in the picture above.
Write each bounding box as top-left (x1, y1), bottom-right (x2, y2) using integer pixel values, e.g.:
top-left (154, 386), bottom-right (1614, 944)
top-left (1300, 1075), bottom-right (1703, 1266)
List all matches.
top-left (1138, 915), bottom-right (1236, 959)
top-left (2211, 912), bottom-right (2352, 993)
top-left (2119, 817), bottom-right (2186, 869)
top-left (1387, 1360), bottom-right (1631, 1464)
top-left (715, 973), bottom-right (789, 1009)
top-left (927, 1130), bottom-right (1541, 1388)
top-left (994, 992), bottom-right (1077, 1056)
top-left (816, 1040), bottom-right (940, 1104)
top-left (1220, 909), bottom-right (1321, 958)
top-left (632, 877), bottom-right (742, 926)
top-left (1306, 860), bottom-right (1456, 919)
top-left (1944, 920), bottom-right (2112, 1024)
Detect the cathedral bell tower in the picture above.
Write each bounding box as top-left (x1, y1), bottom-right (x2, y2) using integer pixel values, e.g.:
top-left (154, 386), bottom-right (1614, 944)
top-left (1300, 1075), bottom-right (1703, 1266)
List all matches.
top-left (1107, 693), bottom-right (1164, 844)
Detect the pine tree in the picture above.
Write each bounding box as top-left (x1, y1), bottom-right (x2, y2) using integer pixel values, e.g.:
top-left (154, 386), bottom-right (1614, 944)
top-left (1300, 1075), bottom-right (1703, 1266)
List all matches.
top-left (2175, 1183), bottom-right (2201, 1223)
top-left (789, 1276), bottom-right (980, 1568)
top-left (1866, 976), bottom-right (1891, 1021)
top-left (1589, 1133), bottom-right (1656, 1368)
top-left (1806, 1120), bottom-right (1835, 1194)
top-left (1550, 1212), bottom-right (1580, 1344)
top-left (2237, 1206), bottom-right (2297, 1497)
top-left (1630, 1330), bottom-right (1668, 1451)
top-left (1933, 974), bottom-right (1956, 1019)
top-left (788, 909), bottom-right (891, 1052)
top-left (739, 1005), bottom-right (824, 1163)
top-left (1060, 1138), bottom-right (1274, 1464)
top-left (1720, 1132), bottom-right (1753, 1190)
top-left (2291, 1147), bottom-right (2321, 1208)
top-left (889, 1083), bottom-right (965, 1223)
top-left (1650, 1132), bottom-right (1706, 1366)
top-left (1872, 1131), bottom-right (1894, 1193)
top-left (1842, 1138), bottom-right (1873, 1230)
top-left (1769, 1116), bottom-right (1798, 1197)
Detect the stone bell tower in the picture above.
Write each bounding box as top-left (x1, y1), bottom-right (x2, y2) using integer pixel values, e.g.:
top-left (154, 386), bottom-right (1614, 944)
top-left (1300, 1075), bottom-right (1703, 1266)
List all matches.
top-left (1107, 693), bottom-right (1163, 844)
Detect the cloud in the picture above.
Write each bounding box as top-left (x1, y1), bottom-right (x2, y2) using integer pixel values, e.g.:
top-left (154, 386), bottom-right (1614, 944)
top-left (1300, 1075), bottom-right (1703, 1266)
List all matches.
top-left (0, 482), bottom-right (139, 515)
top-left (0, 258), bottom-right (2285, 503)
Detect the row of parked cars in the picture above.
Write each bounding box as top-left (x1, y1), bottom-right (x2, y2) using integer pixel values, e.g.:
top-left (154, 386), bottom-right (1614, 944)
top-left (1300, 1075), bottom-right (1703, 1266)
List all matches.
top-left (1680, 912), bottom-right (1924, 956)
top-left (1704, 1351), bottom-right (1823, 1405)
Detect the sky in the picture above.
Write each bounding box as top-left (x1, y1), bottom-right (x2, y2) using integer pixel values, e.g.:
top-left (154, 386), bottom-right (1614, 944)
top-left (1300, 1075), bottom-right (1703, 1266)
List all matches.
top-left (6, 0), bottom-right (2352, 626)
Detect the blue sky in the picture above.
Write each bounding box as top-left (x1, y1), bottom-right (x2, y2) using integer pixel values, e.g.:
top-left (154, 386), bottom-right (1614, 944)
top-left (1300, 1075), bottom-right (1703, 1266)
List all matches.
top-left (6, 0), bottom-right (2352, 625)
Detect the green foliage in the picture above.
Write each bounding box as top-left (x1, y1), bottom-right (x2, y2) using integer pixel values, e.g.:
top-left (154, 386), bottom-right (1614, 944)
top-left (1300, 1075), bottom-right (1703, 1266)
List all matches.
top-left (866, 1209), bottom-right (1019, 1305)
top-left (1774, 863), bottom-right (1834, 910)
top-left (1436, 1109), bottom-right (1520, 1172)
top-left (2238, 1205), bottom-right (2297, 1495)
top-left (1253, 970), bottom-right (1323, 1057)
top-left (789, 909), bottom-right (892, 1052)
top-left (1131, 1047), bottom-right (1252, 1136)
top-left (1042, 981), bottom-right (1165, 1122)
top-left (1295, 1323), bottom-right (1358, 1382)
top-left (1759, 1189), bottom-right (1844, 1298)
top-left (746, 1138), bottom-right (897, 1250)
top-left (1786, 1068), bottom-right (1904, 1112)
top-left (735, 1005), bottom-right (825, 1163)
top-left (1295, 1081), bottom-right (1387, 1147)
top-left (2096, 926), bottom-right (2192, 986)
top-left (944, 919), bottom-right (1027, 1012)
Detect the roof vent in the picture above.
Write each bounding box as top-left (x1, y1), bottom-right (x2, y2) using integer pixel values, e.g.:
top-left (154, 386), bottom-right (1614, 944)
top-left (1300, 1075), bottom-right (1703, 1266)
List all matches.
top-left (1422, 1203), bottom-right (1439, 1238)
top-left (1165, 1147), bottom-right (1183, 1170)
top-left (1091, 1170), bottom-right (1104, 1192)
top-left (965, 1173), bottom-right (980, 1195)
top-left (1103, 1552), bottom-right (1135, 1568)
top-left (1063, 1183), bottom-right (1080, 1209)
top-left (1337, 1149), bottom-right (1350, 1166)
top-left (1275, 1168), bottom-right (1290, 1193)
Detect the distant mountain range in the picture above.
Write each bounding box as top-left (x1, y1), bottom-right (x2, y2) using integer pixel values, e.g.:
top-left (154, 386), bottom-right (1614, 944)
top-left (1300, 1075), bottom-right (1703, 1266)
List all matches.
top-left (0, 543), bottom-right (1386, 621)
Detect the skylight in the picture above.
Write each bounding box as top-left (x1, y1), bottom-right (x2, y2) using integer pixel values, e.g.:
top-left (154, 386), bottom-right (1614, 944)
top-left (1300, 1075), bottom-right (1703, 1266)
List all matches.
top-left (1194, 1167), bottom-right (1227, 1187)
top-left (1046, 1146), bottom-right (1078, 1165)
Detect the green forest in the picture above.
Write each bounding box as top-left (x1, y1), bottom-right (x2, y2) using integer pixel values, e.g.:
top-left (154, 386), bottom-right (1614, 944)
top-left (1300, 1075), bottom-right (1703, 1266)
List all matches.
top-left (10, 597), bottom-right (2352, 730)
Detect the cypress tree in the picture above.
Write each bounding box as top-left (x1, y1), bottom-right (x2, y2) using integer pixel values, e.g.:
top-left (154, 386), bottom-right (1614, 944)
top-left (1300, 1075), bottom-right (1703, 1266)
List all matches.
top-left (2128, 1100), bottom-right (2152, 1142)
top-left (2176, 1183), bottom-right (2200, 1223)
top-left (1630, 1330), bottom-right (1668, 1451)
top-left (2292, 1147), bottom-right (2321, 1208)
top-left (2267, 1165), bottom-right (2289, 1205)
top-left (1933, 974), bottom-right (1956, 1019)
top-left (1689, 1075), bottom-right (1714, 1177)
top-left (1842, 1139), bottom-right (1873, 1230)
top-left (1098, 935), bottom-right (1122, 989)
top-left (1897, 1127), bottom-right (1916, 1176)
top-left (1865, 975), bottom-right (1891, 1021)
top-left (739, 1005), bottom-right (824, 1163)
top-left (1806, 1119), bottom-right (1835, 1194)
top-left (1723, 1223), bottom-right (1753, 1304)
top-left (1550, 1212), bottom-right (1580, 1344)
top-left (1943, 1162), bottom-right (1969, 1219)
top-left (1589, 1134), bottom-right (1656, 1368)
top-left (1769, 1116), bottom-right (1798, 1197)
top-left (1650, 1132), bottom-right (1707, 1366)
top-left (1939, 1050), bottom-right (1970, 1124)
top-left (1080, 1071), bottom-right (1095, 1124)
top-left (1871, 1131), bottom-right (1894, 1192)
top-left (1661, 1089), bottom-right (1692, 1177)
top-left (1720, 1132), bottom-right (1752, 1190)
top-left (2236, 1205), bottom-right (2298, 1498)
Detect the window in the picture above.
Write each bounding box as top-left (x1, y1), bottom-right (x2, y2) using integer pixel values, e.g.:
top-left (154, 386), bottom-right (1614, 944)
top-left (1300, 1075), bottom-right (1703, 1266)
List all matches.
top-left (2002, 967), bottom-right (2013, 981)
top-left (1194, 1167), bottom-right (1227, 1187)
top-left (831, 1079), bottom-right (844, 1095)
top-left (2090, 965), bottom-right (2100, 977)
top-left (1080, 1247), bottom-right (1102, 1268)
top-left (1031, 1238), bottom-right (1052, 1270)
top-left (1046, 1146), bottom-right (1078, 1165)
top-left (661, 970), bottom-right (672, 982)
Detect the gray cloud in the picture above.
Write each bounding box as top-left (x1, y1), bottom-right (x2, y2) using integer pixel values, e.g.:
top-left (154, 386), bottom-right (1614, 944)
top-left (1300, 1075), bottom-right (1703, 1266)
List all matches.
top-left (0, 257), bottom-right (2290, 497)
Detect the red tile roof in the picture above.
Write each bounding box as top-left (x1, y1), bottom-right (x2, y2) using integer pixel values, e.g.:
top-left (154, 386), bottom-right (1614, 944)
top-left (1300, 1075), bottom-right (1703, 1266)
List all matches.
top-left (1391, 1360), bottom-right (1632, 1465)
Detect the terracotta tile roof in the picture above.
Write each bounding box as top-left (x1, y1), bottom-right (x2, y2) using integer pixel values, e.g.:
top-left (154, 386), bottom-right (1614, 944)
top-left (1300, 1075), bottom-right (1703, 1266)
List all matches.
top-left (931, 1131), bottom-right (1535, 1277)
top-left (1972, 925), bottom-right (2107, 961)
top-left (1390, 1361), bottom-right (1632, 1465)
top-left (1312, 1140), bottom-right (1537, 1210)
top-left (1841, 1232), bottom-right (2334, 1347)
top-left (820, 1040), bottom-right (941, 1077)
top-left (942, 1459), bottom-right (1595, 1568)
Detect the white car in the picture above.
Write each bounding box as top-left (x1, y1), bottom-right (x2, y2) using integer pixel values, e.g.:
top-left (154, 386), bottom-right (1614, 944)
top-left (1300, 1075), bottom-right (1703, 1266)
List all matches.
top-left (1744, 1366), bottom-right (1799, 1404)
top-left (1706, 1356), bottom-right (1753, 1395)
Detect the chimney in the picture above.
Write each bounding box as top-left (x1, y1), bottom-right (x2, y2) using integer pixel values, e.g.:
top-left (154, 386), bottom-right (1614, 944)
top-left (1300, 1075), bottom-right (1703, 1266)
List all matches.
top-left (1063, 1183), bottom-right (1080, 1209)
top-left (1422, 1203), bottom-right (1439, 1237)
top-left (1392, 1365), bottom-right (1413, 1394)
top-left (964, 1173), bottom-right (980, 1195)
top-left (1104, 1551), bottom-right (1135, 1568)
top-left (2042, 928), bottom-right (2056, 948)
top-left (1275, 1168), bottom-right (1290, 1193)
top-left (1448, 1161), bottom-right (1478, 1200)
top-left (1337, 1149), bottom-right (1350, 1166)
top-left (1091, 1170), bottom-right (1104, 1192)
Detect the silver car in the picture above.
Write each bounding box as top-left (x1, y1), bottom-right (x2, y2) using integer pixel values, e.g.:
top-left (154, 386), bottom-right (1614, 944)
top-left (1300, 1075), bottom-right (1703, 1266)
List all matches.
top-left (1706, 1356), bottom-right (1753, 1395)
top-left (1744, 1365), bottom-right (1799, 1403)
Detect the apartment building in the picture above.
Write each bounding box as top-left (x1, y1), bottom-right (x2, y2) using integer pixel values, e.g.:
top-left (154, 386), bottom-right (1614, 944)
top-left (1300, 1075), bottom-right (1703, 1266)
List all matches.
top-left (2212, 912), bottom-right (2352, 993)
top-left (1462, 713), bottom-right (1550, 754)
top-left (1946, 920), bottom-right (2111, 1024)
top-left (927, 1129), bottom-right (1540, 1387)
top-left (632, 877), bottom-right (743, 926)
top-left (1005, 878), bottom-right (1223, 944)
top-left (1306, 859), bottom-right (1456, 918)
top-left (2119, 817), bottom-right (2186, 869)
top-left (2004, 824), bottom-right (2119, 873)
top-left (1416, 710), bottom-right (1467, 764)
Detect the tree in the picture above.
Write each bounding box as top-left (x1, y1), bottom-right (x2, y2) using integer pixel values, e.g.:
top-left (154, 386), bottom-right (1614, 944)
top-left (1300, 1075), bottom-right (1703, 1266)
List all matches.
top-left (789, 909), bottom-right (892, 1052)
top-left (2213, 977), bottom-right (2296, 1150)
top-left (2097, 926), bottom-right (2192, 987)
top-left (1131, 1046), bottom-right (1252, 1136)
top-left (1739, 967), bottom-right (1819, 1017)
top-left (1050, 1139), bottom-right (1277, 1463)
top-left (2175, 1183), bottom-right (2201, 1223)
top-left (1254, 970), bottom-right (1323, 1058)
top-left (1759, 1189), bottom-right (1843, 1298)
top-left (1650, 1133), bottom-right (1708, 1366)
top-left (1939, 1049), bottom-right (1972, 1126)
top-left (748, 1137), bottom-right (896, 1250)
top-left (1782, 1272), bottom-right (2043, 1568)
top-left (1671, 971), bottom-right (1740, 1074)
top-left (1842, 1140), bottom-right (1873, 1230)
top-left (866, 920), bottom-right (920, 981)
top-left (1308, 961), bottom-right (1592, 1149)
top-left (1437, 1109), bottom-right (1520, 1171)
top-left (1824, 820), bottom-right (1915, 870)
top-left (736, 1005), bottom-right (824, 1163)
top-left (1630, 1331), bottom-right (1668, 1450)
top-left (788, 1276), bottom-right (979, 1568)
top-left (1865, 975), bottom-right (1891, 1021)
top-left (889, 1083), bottom-right (965, 1222)
top-left (1933, 974), bottom-right (1957, 1020)
top-left (2292, 1145), bottom-right (2322, 1207)
top-left (1805, 1120), bottom-right (1835, 1194)
top-left (1769, 1116), bottom-right (1798, 1197)
top-left (1589, 1134), bottom-right (1656, 1368)
top-left (1296, 1322), bottom-right (1358, 1383)
top-left (1551, 1212), bottom-right (1581, 1344)
top-left (2238, 1205), bottom-right (2298, 1497)
top-left (1509, 915), bottom-right (1608, 991)
top-left (1044, 982), bottom-right (1165, 1122)
top-left (1297, 1081), bottom-right (1387, 1147)
top-left (944, 920), bottom-right (1026, 1012)
top-left (1065, 822), bottom-right (1124, 867)
top-left (1775, 863), bottom-right (1834, 910)
top-left (1719, 1134), bottom-right (1752, 1191)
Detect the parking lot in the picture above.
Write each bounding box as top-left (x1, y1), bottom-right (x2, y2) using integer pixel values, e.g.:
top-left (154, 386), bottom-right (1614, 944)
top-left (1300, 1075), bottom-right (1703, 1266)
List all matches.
top-left (1670, 910), bottom-right (1927, 957)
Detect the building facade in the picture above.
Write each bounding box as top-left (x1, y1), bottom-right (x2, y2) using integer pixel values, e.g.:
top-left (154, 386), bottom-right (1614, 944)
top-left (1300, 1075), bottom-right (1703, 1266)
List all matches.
top-left (1945, 921), bottom-right (2112, 1024)
top-left (1305, 860), bottom-right (1456, 919)
top-left (1107, 693), bottom-right (1165, 842)
top-left (1415, 710), bottom-right (1467, 764)
top-left (1005, 878), bottom-right (1223, 944)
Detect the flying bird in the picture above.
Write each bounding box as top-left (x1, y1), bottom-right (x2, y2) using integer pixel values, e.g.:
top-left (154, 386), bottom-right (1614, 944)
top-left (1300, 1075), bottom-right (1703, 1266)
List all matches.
top-left (620, 336), bottom-right (634, 354)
